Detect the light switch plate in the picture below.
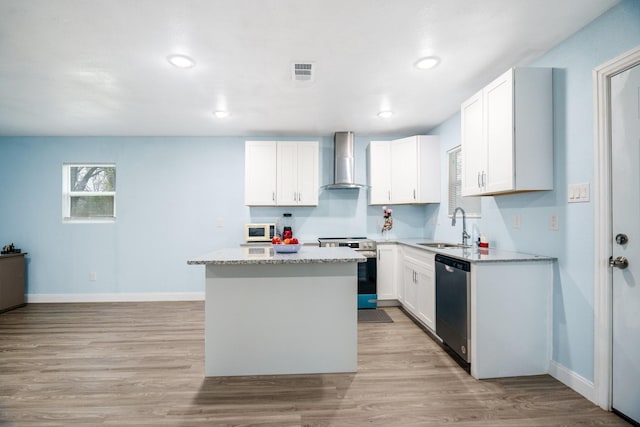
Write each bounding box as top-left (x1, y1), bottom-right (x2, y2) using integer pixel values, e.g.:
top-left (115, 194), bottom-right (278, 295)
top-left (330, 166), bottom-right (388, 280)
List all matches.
top-left (568, 183), bottom-right (590, 203)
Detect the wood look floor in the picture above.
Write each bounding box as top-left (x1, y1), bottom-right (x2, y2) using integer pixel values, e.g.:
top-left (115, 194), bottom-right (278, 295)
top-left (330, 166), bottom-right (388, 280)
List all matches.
top-left (0, 302), bottom-right (628, 427)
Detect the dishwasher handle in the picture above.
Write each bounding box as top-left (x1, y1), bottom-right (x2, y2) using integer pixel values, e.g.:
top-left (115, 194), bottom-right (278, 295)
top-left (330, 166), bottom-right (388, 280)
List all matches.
top-left (445, 265), bottom-right (455, 273)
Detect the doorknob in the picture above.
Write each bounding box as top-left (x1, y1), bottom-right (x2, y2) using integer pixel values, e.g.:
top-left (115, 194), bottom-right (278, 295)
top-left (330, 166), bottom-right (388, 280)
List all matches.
top-left (615, 233), bottom-right (629, 245)
top-left (609, 256), bottom-right (629, 269)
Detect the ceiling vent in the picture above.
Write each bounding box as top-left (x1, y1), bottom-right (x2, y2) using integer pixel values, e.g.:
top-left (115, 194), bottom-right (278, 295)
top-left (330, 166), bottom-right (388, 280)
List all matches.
top-left (292, 62), bottom-right (315, 83)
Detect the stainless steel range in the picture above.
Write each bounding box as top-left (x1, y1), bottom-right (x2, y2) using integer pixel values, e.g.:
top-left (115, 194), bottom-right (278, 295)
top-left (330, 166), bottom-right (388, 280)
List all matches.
top-left (318, 237), bottom-right (377, 309)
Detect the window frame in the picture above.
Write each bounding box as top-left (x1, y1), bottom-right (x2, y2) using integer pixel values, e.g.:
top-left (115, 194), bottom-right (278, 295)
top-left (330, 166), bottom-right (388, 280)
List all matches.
top-left (62, 163), bottom-right (116, 223)
top-left (447, 146), bottom-right (481, 218)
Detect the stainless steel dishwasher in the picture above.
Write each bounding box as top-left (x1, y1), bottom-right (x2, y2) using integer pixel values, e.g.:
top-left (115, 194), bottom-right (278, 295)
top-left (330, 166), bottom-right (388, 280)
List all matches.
top-left (435, 254), bottom-right (471, 371)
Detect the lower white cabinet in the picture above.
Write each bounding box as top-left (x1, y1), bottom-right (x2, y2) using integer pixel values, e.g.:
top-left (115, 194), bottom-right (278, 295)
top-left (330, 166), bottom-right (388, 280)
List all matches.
top-left (401, 248), bottom-right (435, 331)
top-left (376, 244), bottom-right (398, 301)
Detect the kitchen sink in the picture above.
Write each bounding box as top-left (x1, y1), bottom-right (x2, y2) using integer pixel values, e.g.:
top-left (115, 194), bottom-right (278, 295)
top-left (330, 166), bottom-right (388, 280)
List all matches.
top-left (418, 242), bottom-right (470, 249)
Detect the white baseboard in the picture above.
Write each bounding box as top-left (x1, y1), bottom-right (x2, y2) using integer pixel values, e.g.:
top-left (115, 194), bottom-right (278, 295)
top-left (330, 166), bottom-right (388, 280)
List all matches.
top-left (548, 359), bottom-right (596, 404)
top-left (26, 292), bottom-right (205, 303)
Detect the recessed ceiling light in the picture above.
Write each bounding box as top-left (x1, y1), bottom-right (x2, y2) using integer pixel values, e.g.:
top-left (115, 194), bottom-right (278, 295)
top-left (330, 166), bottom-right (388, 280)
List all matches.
top-left (414, 56), bottom-right (440, 70)
top-left (213, 110), bottom-right (230, 118)
top-left (167, 54), bottom-right (196, 68)
top-left (378, 111), bottom-right (393, 119)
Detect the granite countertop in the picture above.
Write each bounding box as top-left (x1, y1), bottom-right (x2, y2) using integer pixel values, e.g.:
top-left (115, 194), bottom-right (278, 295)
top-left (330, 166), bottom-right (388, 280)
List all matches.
top-left (188, 246), bottom-right (366, 265)
top-left (379, 238), bottom-right (555, 263)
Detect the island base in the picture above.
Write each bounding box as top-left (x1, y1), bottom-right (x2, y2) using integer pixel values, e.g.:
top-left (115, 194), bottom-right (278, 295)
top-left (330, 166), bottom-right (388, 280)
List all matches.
top-left (205, 262), bottom-right (357, 376)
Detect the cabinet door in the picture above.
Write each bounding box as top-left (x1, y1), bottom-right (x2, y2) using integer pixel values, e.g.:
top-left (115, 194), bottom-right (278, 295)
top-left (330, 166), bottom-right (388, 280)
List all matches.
top-left (368, 141), bottom-right (392, 205)
top-left (296, 142), bottom-right (318, 206)
top-left (276, 142), bottom-right (299, 206)
top-left (391, 136), bottom-right (418, 203)
top-left (461, 90), bottom-right (485, 196)
top-left (402, 261), bottom-right (418, 315)
top-left (245, 141), bottom-right (277, 205)
top-left (485, 68), bottom-right (515, 194)
top-left (416, 258), bottom-right (435, 331)
top-left (376, 245), bottom-right (397, 300)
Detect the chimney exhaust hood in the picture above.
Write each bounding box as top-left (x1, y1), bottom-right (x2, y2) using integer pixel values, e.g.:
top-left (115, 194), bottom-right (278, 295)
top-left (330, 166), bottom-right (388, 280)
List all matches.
top-left (323, 131), bottom-right (368, 190)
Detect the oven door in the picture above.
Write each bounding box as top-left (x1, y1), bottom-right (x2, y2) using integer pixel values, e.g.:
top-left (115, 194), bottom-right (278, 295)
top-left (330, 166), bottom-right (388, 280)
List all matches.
top-left (357, 252), bottom-right (377, 309)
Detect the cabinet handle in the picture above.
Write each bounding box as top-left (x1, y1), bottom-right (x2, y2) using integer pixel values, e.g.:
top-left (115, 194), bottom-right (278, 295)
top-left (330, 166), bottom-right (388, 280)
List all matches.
top-left (482, 171), bottom-right (486, 188)
top-left (272, 192), bottom-right (275, 201)
top-left (477, 172), bottom-right (481, 188)
top-left (388, 190), bottom-right (391, 201)
top-left (413, 189), bottom-right (416, 200)
top-left (293, 192), bottom-right (297, 201)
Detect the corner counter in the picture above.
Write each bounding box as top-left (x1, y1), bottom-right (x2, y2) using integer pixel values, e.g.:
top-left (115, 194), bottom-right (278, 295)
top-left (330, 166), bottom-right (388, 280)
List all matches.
top-left (188, 246), bottom-right (365, 377)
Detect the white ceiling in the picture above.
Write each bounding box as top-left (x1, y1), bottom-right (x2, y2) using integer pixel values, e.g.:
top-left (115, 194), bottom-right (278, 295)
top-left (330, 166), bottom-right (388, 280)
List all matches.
top-left (0, 0), bottom-right (620, 137)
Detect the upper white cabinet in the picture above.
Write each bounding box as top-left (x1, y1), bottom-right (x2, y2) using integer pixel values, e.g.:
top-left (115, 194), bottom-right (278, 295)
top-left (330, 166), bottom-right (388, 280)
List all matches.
top-left (368, 141), bottom-right (392, 205)
top-left (368, 135), bottom-right (440, 205)
top-left (245, 141), bottom-right (278, 206)
top-left (245, 141), bottom-right (319, 206)
top-left (461, 67), bottom-right (553, 196)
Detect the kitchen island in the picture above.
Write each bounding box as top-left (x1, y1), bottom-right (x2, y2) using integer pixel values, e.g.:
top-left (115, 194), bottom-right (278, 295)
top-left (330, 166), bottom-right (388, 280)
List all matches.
top-left (188, 246), bottom-right (366, 377)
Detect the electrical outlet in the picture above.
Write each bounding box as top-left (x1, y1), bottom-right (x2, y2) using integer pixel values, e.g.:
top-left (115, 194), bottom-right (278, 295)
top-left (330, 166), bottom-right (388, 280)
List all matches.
top-left (90, 272), bottom-right (97, 281)
top-left (513, 214), bottom-right (521, 229)
top-left (549, 214), bottom-right (559, 231)
top-left (214, 217), bottom-right (224, 227)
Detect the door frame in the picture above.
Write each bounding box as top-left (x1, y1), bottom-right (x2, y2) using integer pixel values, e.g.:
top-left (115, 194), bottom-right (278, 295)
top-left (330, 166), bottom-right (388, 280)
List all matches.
top-left (593, 45), bottom-right (640, 410)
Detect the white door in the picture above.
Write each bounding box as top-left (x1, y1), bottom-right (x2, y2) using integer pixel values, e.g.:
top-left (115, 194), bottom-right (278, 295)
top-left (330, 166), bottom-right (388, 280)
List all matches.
top-left (368, 141), bottom-right (392, 205)
top-left (391, 136), bottom-right (417, 203)
top-left (244, 141), bottom-right (277, 206)
top-left (611, 62), bottom-right (640, 424)
top-left (461, 90), bottom-right (485, 196)
top-left (276, 142), bottom-right (298, 205)
top-left (296, 141), bottom-right (318, 206)
top-left (485, 68), bottom-right (514, 194)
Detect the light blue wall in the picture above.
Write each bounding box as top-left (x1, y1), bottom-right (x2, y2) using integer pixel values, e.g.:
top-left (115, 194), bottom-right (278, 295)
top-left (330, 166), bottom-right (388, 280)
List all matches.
top-left (428, 0), bottom-right (640, 382)
top-left (0, 135), bottom-right (426, 296)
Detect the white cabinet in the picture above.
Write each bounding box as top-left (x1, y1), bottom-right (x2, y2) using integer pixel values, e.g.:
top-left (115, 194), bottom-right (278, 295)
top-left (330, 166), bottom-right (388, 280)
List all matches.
top-left (245, 141), bottom-right (319, 206)
top-left (470, 260), bottom-right (552, 379)
top-left (376, 243), bottom-right (398, 301)
top-left (401, 247), bottom-right (435, 331)
top-left (368, 141), bottom-right (392, 205)
top-left (368, 136), bottom-right (440, 205)
top-left (416, 253), bottom-right (435, 331)
top-left (461, 67), bottom-right (553, 196)
top-left (244, 141), bottom-right (278, 206)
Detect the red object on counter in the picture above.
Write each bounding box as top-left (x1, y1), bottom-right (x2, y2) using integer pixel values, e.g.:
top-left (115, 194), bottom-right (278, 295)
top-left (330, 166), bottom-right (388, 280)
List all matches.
top-left (479, 242), bottom-right (489, 248)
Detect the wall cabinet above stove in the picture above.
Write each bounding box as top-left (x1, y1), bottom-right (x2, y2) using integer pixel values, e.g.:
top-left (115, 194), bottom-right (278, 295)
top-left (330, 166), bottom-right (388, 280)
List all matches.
top-left (368, 135), bottom-right (440, 205)
top-left (244, 141), bottom-right (319, 206)
top-left (461, 67), bottom-right (553, 197)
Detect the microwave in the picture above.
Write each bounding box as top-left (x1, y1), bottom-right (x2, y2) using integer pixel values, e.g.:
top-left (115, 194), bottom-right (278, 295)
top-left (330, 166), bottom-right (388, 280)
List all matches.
top-left (245, 223), bottom-right (276, 242)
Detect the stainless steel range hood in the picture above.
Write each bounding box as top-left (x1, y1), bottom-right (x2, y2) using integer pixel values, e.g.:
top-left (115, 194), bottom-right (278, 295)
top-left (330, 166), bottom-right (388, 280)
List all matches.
top-left (323, 131), bottom-right (367, 190)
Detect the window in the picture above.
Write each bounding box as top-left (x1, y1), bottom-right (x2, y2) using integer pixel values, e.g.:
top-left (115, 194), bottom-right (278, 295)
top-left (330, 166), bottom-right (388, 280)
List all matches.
top-left (62, 164), bottom-right (116, 222)
top-left (447, 146), bottom-right (481, 217)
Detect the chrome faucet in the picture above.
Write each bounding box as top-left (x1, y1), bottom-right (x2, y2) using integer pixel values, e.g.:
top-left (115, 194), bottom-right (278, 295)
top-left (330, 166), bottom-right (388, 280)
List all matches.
top-left (452, 207), bottom-right (470, 246)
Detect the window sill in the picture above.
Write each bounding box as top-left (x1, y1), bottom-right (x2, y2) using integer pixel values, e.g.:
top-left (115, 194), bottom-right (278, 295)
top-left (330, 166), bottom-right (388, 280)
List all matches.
top-left (63, 217), bottom-right (116, 224)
